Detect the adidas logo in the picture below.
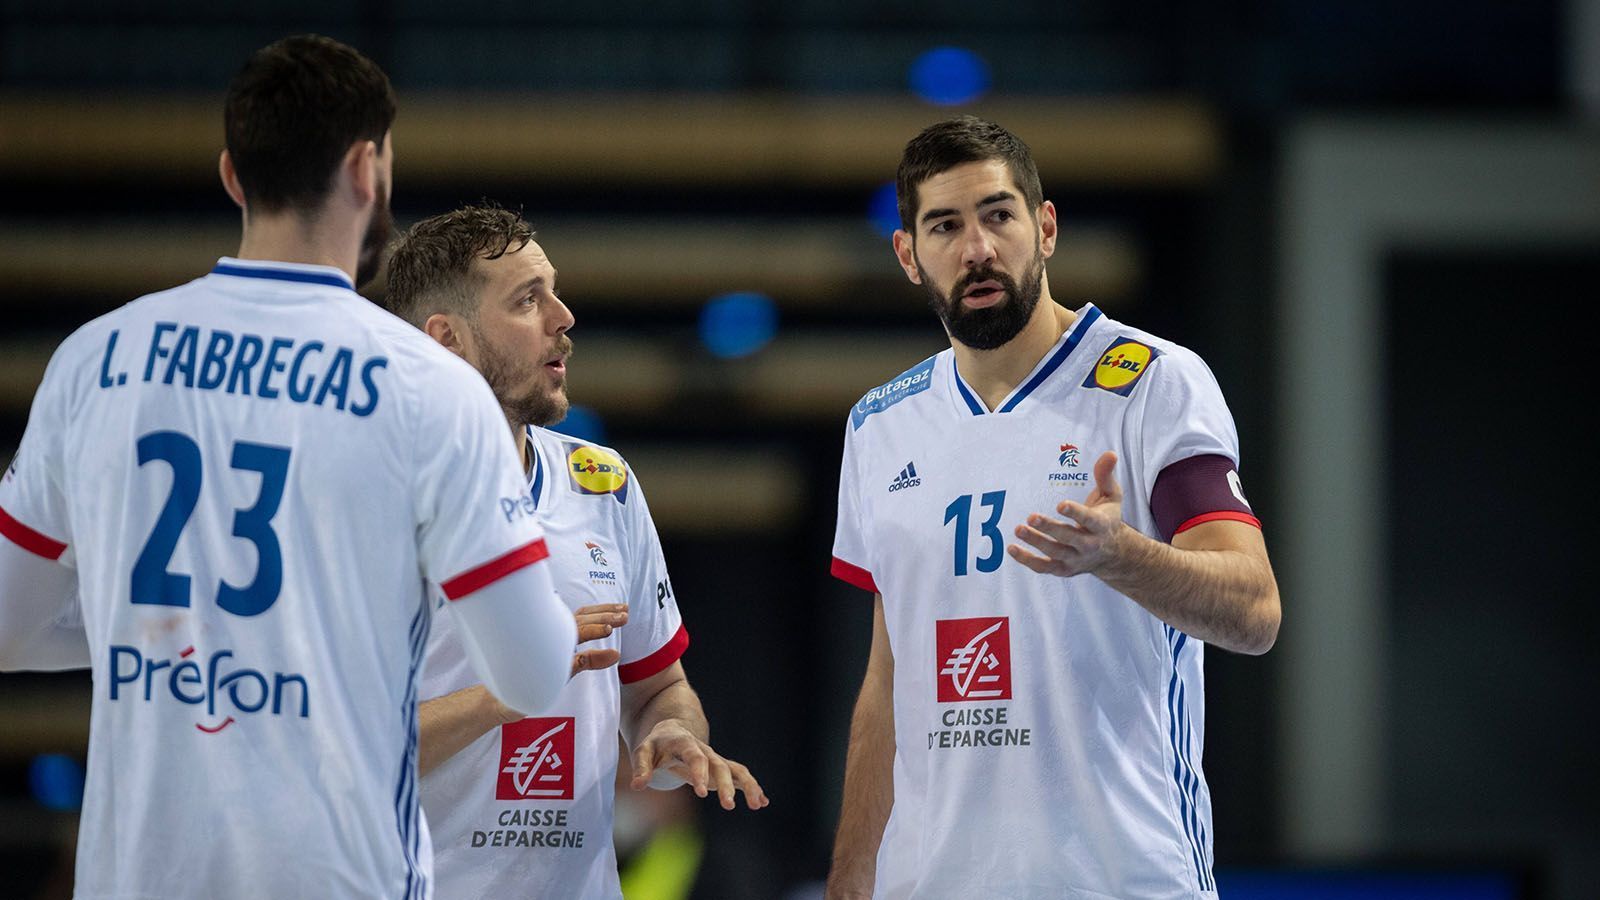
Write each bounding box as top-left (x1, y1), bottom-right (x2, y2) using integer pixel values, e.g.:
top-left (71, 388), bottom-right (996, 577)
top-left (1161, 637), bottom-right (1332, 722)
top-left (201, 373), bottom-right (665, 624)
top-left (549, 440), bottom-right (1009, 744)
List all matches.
top-left (888, 462), bottom-right (922, 493)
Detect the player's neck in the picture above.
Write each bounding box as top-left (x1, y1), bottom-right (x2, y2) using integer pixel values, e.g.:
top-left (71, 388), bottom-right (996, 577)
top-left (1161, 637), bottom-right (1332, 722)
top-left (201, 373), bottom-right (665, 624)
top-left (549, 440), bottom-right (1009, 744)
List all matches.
top-left (950, 298), bottom-right (1076, 411)
top-left (235, 213), bottom-right (360, 282)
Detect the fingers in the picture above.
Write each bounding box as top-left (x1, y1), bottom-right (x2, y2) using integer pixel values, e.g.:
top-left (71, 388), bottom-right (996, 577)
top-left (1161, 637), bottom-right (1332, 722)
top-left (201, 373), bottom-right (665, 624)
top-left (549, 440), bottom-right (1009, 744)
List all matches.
top-left (712, 757), bottom-right (737, 810)
top-left (729, 760), bottom-right (769, 810)
top-left (573, 603), bottom-right (628, 644)
top-left (1006, 542), bottom-right (1070, 576)
top-left (569, 648), bottom-right (621, 677)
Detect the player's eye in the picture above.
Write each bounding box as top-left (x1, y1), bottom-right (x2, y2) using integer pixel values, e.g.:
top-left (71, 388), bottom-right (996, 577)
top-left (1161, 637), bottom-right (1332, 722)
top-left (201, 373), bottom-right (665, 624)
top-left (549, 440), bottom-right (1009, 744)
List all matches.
top-left (989, 209), bottom-right (1015, 223)
top-left (929, 220), bottom-right (957, 235)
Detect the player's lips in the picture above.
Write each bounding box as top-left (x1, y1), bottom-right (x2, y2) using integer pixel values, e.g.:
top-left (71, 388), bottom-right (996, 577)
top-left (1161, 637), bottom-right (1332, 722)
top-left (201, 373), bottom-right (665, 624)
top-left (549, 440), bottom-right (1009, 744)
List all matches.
top-left (961, 280), bottom-right (1006, 308)
top-left (544, 356), bottom-right (566, 375)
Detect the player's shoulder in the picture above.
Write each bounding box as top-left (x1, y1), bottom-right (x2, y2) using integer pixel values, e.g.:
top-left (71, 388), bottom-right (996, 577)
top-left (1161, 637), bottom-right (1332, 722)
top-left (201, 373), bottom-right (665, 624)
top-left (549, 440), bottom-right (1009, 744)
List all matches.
top-left (38, 281), bottom-right (200, 399)
top-left (532, 426), bottom-right (640, 508)
top-left (847, 350), bottom-right (946, 433)
top-left (1078, 313), bottom-right (1214, 400)
top-left (340, 301), bottom-right (495, 396)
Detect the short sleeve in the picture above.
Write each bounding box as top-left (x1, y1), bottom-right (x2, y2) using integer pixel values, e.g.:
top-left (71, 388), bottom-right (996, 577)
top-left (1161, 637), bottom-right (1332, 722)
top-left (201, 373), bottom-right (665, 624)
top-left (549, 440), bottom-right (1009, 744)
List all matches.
top-left (830, 418), bottom-right (877, 593)
top-left (1129, 347), bottom-right (1242, 491)
top-left (615, 464), bottom-right (688, 684)
top-left (411, 362), bottom-right (549, 600)
top-left (0, 344), bottom-right (77, 567)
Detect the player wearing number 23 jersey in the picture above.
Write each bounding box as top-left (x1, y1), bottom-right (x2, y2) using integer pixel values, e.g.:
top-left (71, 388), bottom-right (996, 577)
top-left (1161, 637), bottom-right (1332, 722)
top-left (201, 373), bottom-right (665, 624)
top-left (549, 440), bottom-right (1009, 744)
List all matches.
top-left (0, 35), bottom-right (577, 900)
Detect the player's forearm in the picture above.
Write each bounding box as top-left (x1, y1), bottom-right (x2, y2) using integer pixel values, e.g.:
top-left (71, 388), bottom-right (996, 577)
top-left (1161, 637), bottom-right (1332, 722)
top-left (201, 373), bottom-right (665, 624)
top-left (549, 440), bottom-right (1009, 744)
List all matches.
top-left (1099, 527), bottom-right (1280, 654)
top-left (0, 541), bottom-right (84, 669)
top-left (623, 674), bottom-right (708, 749)
top-left (826, 670), bottom-right (895, 898)
top-left (418, 684), bottom-right (516, 776)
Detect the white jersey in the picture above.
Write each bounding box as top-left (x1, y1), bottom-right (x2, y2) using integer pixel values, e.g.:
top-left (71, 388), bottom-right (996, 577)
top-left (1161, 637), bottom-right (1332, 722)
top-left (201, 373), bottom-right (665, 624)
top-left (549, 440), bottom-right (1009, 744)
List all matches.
top-left (420, 426), bottom-right (687, 900)
top-left (0, 259), bottom-right (552, 900)
top-left (831, 305), bottom-right (1259, 900)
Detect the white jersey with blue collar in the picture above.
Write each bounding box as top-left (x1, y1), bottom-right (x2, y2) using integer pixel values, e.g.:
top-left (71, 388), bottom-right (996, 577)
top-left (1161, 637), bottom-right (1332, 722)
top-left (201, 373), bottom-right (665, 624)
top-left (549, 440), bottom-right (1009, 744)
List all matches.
top-left (0, 258), bottom-right (552, 900)
top-left (832, 304), bottom-right (1259, 899)
top-left (420, 425), bottom-right (687, 900)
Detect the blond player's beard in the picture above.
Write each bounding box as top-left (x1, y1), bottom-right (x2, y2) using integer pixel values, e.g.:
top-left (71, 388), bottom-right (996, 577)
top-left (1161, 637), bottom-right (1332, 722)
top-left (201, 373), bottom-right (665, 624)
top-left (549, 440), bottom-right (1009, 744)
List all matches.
top-left (473, 329), bottom-right (572, 428)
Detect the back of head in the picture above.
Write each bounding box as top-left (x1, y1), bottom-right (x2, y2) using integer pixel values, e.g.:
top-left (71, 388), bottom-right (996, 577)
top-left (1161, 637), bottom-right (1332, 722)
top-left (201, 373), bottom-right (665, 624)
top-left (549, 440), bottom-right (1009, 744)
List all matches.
top-left (384, 204), bottom-right (536, 327)
top-left (224, 34), bottom-right (396, 217)
top-left (895, 115), bottom-right (1043, 233)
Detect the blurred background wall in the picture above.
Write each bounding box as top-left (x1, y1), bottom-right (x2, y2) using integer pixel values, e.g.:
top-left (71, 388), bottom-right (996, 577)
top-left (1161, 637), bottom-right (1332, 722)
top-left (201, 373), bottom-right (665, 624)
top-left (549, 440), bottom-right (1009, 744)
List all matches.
top-left (0, 1), bottom-right (1595, 898)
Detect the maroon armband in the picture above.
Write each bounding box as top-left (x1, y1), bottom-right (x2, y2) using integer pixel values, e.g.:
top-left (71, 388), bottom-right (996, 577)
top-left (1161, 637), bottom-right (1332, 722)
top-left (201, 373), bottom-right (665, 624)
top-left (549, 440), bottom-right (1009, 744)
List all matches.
top-left (1150, 454), bottom-right (1260, 543)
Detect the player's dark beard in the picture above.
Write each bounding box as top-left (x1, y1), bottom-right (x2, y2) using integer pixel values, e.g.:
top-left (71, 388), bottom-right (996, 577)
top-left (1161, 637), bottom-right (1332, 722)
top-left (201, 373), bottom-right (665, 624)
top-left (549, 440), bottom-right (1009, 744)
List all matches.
top-left (919, 245), bottom-right (1045, 351)
top-left (475, 329), bottom-right (573, 428)
top-left (355, 180), bottom-right (393, 290)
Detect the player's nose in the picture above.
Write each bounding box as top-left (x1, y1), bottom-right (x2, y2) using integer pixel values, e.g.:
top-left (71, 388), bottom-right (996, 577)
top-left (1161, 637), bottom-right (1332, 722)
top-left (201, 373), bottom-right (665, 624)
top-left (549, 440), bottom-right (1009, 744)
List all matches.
top-left (960, 225), bottom-right (997, 269)
top-left (550, 294), bottom-right (575, 333)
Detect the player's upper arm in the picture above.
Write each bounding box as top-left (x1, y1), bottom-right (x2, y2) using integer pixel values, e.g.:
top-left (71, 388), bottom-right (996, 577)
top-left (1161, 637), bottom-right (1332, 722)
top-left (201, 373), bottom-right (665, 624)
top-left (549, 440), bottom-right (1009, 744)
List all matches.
top-left (410, 358), bottom-right (573, 713)
top-left (830, 419), bottom-right (879, 594)
top-left (616, 463), bottom-right (689, 684)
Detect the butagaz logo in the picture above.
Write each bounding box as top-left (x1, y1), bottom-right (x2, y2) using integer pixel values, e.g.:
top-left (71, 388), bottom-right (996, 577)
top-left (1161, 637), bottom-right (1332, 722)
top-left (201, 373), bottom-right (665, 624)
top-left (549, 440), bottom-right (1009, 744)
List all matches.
top-left (888, 462), bottom-right (921, 492)
top-left (1058, 444), bottom-right (1080, 467)
top-left (498, 717), bottom-right (576, 801)
top-left (109, 643), bottom-right (310, 734)
top-left (936, 617), bottom-right (1012, 702)
top-left (585, 541), bottom-right (608, 567)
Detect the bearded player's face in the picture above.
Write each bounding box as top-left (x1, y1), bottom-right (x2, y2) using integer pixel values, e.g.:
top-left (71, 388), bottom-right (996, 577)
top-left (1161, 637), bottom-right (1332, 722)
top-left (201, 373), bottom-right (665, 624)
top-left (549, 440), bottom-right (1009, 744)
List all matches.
top-left (463, 241), bottom-right (575, 429)
top-left (891, 159), bottom-right (1057, 351)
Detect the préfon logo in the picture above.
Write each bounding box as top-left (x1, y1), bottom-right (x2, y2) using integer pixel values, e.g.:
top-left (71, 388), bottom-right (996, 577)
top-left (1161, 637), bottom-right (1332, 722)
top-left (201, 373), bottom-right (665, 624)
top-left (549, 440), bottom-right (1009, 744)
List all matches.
top-left (109, 643), bottom-right (310, 734)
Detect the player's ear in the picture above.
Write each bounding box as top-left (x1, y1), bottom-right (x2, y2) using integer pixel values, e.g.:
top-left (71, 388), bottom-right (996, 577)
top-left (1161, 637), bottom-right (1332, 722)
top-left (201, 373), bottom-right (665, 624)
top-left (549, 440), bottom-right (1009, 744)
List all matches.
top-left (423, 313), bottom-right (468, 358)
top-left (1037, 200), bottom-right (1058, 259)
top-left (892, 230), bottom-right (922, 285)
top-left (339, 138), bottom-right (379, 208)
top-left (218, 150), bottom-right (247, 211)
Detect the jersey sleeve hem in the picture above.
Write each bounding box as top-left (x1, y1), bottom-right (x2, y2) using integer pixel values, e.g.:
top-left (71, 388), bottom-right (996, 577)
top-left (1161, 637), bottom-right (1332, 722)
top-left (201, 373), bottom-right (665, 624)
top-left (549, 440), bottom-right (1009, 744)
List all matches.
top-left (618, 623), bottom-right (689, 684)
top-left (1173, 510), bottom-right (1262, 536)
top-left (440, 538), bottom-right (551, 601)
top-left (0, 504), bottom-right (67, 561)
top-left (830, 556), bottom-right (878, 594)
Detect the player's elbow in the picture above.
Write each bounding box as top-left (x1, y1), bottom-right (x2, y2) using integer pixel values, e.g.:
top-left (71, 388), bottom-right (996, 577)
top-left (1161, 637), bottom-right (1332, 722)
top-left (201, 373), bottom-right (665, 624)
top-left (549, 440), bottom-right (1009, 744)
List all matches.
top-left (1239, 586), bottom-right (1281, 656)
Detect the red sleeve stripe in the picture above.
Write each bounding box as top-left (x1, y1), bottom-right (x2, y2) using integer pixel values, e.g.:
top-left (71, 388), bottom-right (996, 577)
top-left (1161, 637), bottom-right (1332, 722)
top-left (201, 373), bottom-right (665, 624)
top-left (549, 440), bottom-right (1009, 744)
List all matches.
top-left (440, 538), bottom-right (550, 601)
top-left (1174, 510), bottom-right (1262, 535)
top-left (0, 504), bottom-right (67, 561)
top-left (830, 556), bottom-right (879, 594)
top-left (619, 623), bottom-right (690, 684)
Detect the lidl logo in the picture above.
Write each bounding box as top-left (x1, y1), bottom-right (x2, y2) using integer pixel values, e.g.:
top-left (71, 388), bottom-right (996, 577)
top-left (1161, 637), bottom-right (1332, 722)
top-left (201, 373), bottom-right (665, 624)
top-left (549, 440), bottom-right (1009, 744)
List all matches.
top-left (1083, 339), bottom-right (1160, 396)
top-left (565, 443), bottom-right (629, 504)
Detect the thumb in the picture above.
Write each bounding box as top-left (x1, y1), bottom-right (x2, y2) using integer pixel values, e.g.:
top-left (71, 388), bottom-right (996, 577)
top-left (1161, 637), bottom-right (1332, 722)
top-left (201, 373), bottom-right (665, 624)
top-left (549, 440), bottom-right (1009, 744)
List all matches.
top-left (631, 743), bottom-right (656, 785)
top-left (1093, 451), bottom-right (1120, 500)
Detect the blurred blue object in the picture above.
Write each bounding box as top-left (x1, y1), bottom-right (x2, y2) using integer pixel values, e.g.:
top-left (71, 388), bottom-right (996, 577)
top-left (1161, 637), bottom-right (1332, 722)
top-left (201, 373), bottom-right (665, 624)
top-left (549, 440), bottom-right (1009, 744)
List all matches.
top-left (699, 292), bottom-right (778, 359)
top-left (29, 753), bottom-right (85, 811)
top-left (1214, 869), bottom-right (1521, 900)
top-left (908, 47), bottom-right (990, 106)
top-left (551, 403), bottom-right (606, 444)
top-left (868, 181), bottom-right (900, 238)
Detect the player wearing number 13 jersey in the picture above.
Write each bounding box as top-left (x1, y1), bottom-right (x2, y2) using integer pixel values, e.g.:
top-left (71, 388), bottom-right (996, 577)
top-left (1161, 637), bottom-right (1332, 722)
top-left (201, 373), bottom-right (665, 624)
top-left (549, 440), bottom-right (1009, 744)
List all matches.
top-left (0, 37), bottom-right (575, 900)
top-left (826, 118), bottom-right (1282, 900)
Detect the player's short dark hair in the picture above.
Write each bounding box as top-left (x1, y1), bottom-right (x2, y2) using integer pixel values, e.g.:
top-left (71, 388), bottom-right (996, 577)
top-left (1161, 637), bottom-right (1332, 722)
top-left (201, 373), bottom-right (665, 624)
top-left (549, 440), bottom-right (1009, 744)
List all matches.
top-left (896, 115), bottom-right (1044, 234)
top-left (384, 204), bottom-right (537, 327)
top-left (224, 34), bottom-right (396, 216)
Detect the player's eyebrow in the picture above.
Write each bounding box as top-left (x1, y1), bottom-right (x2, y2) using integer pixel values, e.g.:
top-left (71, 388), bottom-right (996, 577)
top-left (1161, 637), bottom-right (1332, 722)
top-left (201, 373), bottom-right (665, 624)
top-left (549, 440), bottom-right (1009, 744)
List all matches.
top-left (920, 191), bottom-right (1018, 225)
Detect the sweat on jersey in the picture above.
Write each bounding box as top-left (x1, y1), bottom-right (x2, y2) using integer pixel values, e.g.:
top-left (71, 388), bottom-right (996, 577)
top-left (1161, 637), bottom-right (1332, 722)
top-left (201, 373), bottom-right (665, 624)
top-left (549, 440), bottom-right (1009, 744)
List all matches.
top-left (0, 259), bottom-right (554, 900)
top-left (831, 304), bottom-right (1260, 900)
top-left (420, 426), bottom-right (687, 900)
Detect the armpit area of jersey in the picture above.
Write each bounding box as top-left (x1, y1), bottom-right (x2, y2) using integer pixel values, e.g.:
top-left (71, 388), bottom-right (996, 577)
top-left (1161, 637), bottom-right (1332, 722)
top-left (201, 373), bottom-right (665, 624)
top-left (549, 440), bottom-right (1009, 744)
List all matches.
top-left (1150, 453), bottom-right (1261, 542)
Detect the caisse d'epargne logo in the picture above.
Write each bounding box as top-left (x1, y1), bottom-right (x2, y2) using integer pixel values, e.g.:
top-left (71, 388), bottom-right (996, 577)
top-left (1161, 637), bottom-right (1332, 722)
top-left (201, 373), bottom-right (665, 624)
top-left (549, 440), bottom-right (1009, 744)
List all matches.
top-left (497, 717), bottom-right (576, 800)
top-left (936, 617), bottom-right (1012, 703)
